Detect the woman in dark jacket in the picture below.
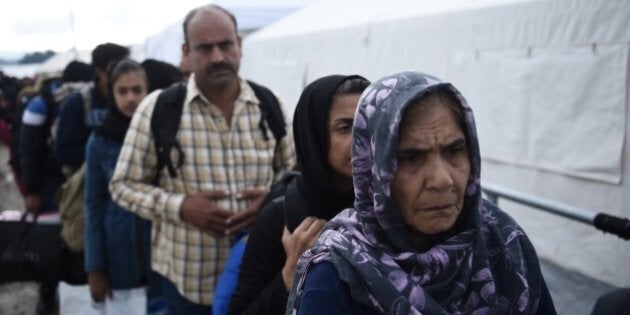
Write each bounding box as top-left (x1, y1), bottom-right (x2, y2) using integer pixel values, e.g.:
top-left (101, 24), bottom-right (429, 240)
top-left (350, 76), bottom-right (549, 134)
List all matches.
top-left (84, 59), bottom-right (151, 312)
top-left (227, 74), bottom-right (370, 315)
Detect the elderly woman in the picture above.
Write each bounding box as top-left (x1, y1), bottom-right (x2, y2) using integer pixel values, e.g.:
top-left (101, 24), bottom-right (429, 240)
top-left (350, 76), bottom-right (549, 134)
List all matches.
top-left (287, 71), bottom-right (556, 314)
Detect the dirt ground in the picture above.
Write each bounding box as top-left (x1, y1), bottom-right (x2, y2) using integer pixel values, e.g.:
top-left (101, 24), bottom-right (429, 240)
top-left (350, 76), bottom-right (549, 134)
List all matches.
top-left (0, 143), bottom-right (23, 211)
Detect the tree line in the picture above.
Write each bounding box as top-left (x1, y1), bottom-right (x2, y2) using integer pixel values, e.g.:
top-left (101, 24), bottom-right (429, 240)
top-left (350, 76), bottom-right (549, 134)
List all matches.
top-left (18, 50), bottom-right (56, 64)
top-left (0, 50), bottom-right (56, 65)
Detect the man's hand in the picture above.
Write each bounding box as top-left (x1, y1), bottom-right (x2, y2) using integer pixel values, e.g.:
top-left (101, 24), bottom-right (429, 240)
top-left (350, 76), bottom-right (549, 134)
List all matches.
top-left (180, 190), bottom-right (232, 237)
top-left (88, 271), bottom-right (112, 302)
top-left (24, 193), bottom-right (42, 214)
top-left (224, 189), bottom-right (268, 235)
top-left (281, 217), bottom-right (327, 290)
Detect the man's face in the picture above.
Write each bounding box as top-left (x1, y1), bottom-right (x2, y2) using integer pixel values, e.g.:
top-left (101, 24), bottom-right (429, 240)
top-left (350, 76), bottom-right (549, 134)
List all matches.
top-left (182, 9), bottom-right (242, 92)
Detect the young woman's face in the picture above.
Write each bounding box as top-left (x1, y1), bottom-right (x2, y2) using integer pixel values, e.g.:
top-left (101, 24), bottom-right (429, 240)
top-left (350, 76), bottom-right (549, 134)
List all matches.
top-left (113, 70), bottom-right (147, 117)
top-left (327, 93), bottom-right (360, 179)
top-left (391, 103), bottom-right (470, 235)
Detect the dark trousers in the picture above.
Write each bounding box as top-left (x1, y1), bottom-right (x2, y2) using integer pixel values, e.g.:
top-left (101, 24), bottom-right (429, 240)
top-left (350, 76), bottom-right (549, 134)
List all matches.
top-left (591, 288), bottom-right (630, 315)
top-left (158, 273), bottom-right (211, 315)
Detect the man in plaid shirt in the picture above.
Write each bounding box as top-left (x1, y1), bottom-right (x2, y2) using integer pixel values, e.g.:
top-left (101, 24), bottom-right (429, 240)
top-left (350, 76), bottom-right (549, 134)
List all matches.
top-left (110, 4), bottom-right (295, 314)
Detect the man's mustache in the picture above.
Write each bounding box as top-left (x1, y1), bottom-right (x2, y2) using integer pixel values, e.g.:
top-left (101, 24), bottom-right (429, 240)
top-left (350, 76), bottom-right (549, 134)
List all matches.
top-left (206, 63), bottom-right (236, 74)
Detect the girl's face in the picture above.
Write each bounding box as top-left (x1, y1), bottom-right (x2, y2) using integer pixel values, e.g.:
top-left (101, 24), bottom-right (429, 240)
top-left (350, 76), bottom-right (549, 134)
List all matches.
top-left (113, 70), bottom-right (147, 117)
top-left (327, 93), bottom-right (360, 179)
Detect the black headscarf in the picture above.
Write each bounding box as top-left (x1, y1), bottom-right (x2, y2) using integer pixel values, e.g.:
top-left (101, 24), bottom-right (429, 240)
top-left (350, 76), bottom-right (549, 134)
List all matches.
top-left (292, 74), bottom-right (368, 221)
top-left (95, 60), bottom-right (146, 143)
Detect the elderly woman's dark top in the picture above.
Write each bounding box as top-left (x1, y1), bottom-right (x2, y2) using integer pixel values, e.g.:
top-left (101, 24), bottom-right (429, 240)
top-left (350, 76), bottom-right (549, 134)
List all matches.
top-left (299, 260), bottom-right (556, 315)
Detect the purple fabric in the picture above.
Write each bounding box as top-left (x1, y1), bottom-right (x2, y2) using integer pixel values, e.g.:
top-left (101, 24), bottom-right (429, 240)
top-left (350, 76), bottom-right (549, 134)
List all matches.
top-left (287, 71), bottom-right (543, 314)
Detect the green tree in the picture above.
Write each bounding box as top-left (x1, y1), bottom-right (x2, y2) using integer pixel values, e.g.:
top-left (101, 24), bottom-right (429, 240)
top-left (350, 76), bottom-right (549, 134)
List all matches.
top-left (18, 50), bottom-right (56, 64)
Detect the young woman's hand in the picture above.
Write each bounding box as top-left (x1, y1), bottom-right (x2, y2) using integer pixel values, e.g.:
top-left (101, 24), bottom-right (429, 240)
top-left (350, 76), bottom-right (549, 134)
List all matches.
top-left (281, 217), bottom-right (326, 290)
top-left (88, 271), bottom-right (112, 302)
top-left (24, 193), bottom-right (42, 214)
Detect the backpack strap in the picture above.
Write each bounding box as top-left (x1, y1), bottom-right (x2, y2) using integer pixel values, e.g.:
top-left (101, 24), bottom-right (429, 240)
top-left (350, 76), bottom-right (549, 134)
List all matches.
top-left (150, 81), bottom-right (285, 184)
top-left (246, 80), bottom-right (287, 142)
top-left (79, 86), bottom-right (92, 127)
top-left (151, 83), bottom-right (187, 185)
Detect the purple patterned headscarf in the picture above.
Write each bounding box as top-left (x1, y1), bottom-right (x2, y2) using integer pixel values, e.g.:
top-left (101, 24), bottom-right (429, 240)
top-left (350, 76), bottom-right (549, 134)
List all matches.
top-left (287, 71), bottom-right (543, 314)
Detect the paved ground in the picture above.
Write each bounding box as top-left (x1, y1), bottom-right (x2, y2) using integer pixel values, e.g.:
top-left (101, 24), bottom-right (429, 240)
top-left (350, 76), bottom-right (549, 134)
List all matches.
top-left (0, 144), bottom-right (620, 314)
top-left (541, 258), bottom-right (616, 314)
top-left (0, 282), bottom-right (39, 314)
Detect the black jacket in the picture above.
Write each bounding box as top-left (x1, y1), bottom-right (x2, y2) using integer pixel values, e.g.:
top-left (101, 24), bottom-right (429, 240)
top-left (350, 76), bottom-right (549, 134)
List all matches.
top-left (228, 177), bottom-right (310, 315)
top-left (19, 96), bottom-right (64, 192)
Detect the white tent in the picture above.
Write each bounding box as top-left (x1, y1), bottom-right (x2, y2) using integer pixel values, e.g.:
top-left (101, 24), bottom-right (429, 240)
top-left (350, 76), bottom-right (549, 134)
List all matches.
top-left (240, 0), bottom-right (630, 287)
top-left (141, 1), bottom-right (308, 66)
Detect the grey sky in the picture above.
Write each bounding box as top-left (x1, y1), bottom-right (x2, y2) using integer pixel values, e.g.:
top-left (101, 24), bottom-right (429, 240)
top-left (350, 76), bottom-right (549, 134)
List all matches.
top-left (2, 0), bottom-right (208, 55)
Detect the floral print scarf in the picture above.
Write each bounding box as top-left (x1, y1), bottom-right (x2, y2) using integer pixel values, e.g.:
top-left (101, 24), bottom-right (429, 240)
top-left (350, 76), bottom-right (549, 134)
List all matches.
top-left (287, 71), bottom-right (543, 314)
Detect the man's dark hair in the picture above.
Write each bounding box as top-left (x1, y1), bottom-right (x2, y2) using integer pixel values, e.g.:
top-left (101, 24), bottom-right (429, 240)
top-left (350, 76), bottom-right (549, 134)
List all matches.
top-left (141, 59), bottom-right (182, 93)
top-left (62, 61), bottom-right (94, 83)
top-left (91, 43), bottom-right (130, 71)
top-left (182, 5), bottom-right (238, 45)
top-left (334, 77), bottom-right (371, 96)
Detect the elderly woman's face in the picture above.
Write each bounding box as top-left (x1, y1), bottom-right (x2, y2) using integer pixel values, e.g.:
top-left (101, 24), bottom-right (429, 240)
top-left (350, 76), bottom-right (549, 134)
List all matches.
top-left (391, 101), bottom-right (470, 236)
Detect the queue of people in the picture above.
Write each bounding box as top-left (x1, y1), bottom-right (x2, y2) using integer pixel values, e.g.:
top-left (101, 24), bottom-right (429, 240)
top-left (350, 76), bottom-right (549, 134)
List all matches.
top-left (0, 3), bottom-right (559, 315)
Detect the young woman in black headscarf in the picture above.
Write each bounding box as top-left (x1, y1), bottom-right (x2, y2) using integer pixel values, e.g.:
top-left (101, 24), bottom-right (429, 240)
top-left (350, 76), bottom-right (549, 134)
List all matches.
top-left (226, 74), bottom-right (370, 315)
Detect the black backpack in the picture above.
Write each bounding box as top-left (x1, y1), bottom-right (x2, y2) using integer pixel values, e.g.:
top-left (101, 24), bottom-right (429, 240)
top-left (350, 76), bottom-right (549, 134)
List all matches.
top-left (150, 81), bottom-right (287, 184)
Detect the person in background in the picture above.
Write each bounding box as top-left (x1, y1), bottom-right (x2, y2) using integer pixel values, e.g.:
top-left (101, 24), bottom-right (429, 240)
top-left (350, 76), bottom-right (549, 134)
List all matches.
top-left (52, 61), bottom-right (94, 107)
top-left (287, 71), bottom-right (556, 315)
top-left (0, 90), bottom-right (10, 146)
top-left (3, 82), bottom-right (38, 197)
top-left (84, 59), bottom-right (153, 314)
top-left (18, 71), bottom-right (76, 315)
top-left (0, 70), bottom-right (20, 111)
top-left (140, 59), bottom-right (183, 92)
top-left (19, 61), bottom-right (94, 215)
top-left (226, 75), bottom-right (370, 315)
top-left (109, 4), bottom-right (295, 314)
top-left (55, 43), bottom-right (129, 176)
top-left (179, 54), bottom-right (192, 82)
top-left (19, 75), bottom-right (64, 215)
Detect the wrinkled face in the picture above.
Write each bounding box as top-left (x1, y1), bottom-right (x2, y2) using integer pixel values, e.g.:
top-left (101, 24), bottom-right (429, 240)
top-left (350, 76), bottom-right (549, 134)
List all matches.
top-left (182, 9), bottom-right (242, 92)
top-left (113, 70), bottom-right (148, 117)
top-left (392, 102), bottom-right (470, 235)
top-left (328, 94), bottom-right (360, 179)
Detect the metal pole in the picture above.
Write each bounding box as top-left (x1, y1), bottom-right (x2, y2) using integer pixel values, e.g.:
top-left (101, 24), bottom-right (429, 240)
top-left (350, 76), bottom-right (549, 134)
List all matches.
top-left (69, 5), bottom-right (78, 59)
top-left (481, 182), bottom-right (596, 225)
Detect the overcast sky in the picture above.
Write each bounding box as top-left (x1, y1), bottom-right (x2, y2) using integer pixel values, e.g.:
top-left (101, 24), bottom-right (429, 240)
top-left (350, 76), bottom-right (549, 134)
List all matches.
top-left (1, 0), bottom-right (308, 59)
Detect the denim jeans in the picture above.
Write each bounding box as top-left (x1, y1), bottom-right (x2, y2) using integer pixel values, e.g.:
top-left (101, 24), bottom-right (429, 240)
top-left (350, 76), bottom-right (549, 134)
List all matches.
top-left (159, 273), bottom-right (211, 315)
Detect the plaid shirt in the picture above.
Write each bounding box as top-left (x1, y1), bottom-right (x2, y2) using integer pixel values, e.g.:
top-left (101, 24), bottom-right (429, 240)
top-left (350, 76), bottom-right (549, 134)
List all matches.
top-left (110, 75), bottom-right (295, 304)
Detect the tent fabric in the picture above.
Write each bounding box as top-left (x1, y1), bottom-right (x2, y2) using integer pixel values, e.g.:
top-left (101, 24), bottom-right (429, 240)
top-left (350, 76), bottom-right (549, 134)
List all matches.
top-left (242, 0), bottom-right (628, 184)
top-left (452, 44), bottom-right (627, 184)
top-left (238, 0), bottom-right (630, 287)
